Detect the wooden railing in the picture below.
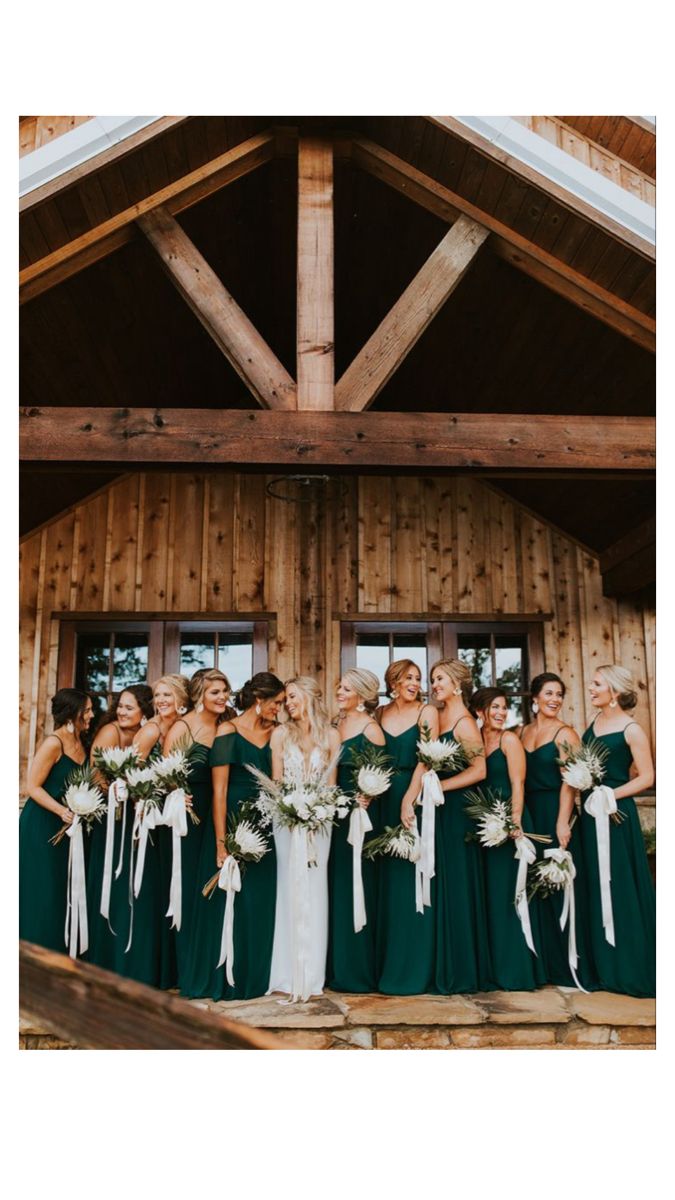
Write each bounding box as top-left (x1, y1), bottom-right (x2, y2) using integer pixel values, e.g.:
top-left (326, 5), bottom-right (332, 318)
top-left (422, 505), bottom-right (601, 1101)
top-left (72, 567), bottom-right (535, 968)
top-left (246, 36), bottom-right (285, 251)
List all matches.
top-left (19, 941), bottom-right (280, 1050)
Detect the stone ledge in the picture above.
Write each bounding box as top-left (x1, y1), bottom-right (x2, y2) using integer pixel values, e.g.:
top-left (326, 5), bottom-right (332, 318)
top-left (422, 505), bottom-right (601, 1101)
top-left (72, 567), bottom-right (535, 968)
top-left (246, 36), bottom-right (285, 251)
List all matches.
top-left (473, 988), bottom-right (570, 1025)
top-left (335, 992), bottom-right (486, 1026)
top-left (567, 992), bottom-right (655, 1026)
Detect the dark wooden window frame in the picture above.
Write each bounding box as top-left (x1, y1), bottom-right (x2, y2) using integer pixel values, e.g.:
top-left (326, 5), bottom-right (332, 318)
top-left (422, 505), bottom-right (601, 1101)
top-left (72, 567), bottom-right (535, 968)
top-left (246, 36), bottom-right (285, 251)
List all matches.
top-left (56, 613), bottom-right (273, 691)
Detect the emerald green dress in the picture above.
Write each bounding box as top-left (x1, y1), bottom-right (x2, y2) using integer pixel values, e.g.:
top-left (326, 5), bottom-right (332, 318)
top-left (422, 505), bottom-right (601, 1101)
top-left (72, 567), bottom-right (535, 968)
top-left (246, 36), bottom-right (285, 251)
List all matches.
top-left (86, 738), bottom-right (168, 988)
top-left (433, 727), bottom-right (494, 994)
top-left (327, 731), bottom-right (382, 993)
top-left (482, 739), bottom-right (545, 989)
top-left (376, 721), bottom-right (437, 995)
top-left (579, 722), bottom-right (655, 997)
top-left (182, 732), bottom-right (276, 1001)
top-left (524, 737), bottom-right (596, 990)
top-left (19, 741), bottom-right (84, 953)
top-left (173, 733), bottom-right (212, 990)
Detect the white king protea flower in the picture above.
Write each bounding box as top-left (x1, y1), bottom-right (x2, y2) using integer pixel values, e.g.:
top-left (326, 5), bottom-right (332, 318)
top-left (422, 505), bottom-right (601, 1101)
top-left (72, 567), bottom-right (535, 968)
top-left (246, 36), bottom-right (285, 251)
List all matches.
top-left (65, 781), bottom-right (104, 816)
top-left (99, 746), bottom-right (138, 771)
top-left (233, 821), bottom-right (268, 860)
top-left (153, 751), bottom-right (189, 779)
top-left (357, 765), bottom-right (392, 797)
top-left (538, 859), bottom-right (569, 888)
top-left (126, 765), bottom-right (157, 788)
top-left (478, 813), bottom-right (509, 848)
top-left (561, 761), bottom-right (594, 791)
top-left (417, 738), bottom-right (460, 769)
top-left (388, 829), bottom-right (421, 862)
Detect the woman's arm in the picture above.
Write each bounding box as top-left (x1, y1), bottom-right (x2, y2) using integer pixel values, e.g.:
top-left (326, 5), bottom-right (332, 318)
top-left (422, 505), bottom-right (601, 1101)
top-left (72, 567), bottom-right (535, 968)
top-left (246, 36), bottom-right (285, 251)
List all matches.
top-left (502, 731), bottom-right (526, 833)
top-left (401, 706), bottom-right (439, 828)
top-left (212, 764), bottom-right (231, 867)
top-left (132, 723), bottom-right (160, 762)
top-left (615, 723), bottom-right (654, 799)
top-left (26, 737), bottom-right (71, 820)
top-left (440, 715), bottom-right (486, 793)
top-left (555, 726), bottom-right (581, 848)
top-left (162, 718), bottom-right (190, 755)
top-left (270, 727), bottom-right (284, 783)
top-left (325, 728), bottom-right (341, 786)
top-left (89, 724), bottom-right (122, 791)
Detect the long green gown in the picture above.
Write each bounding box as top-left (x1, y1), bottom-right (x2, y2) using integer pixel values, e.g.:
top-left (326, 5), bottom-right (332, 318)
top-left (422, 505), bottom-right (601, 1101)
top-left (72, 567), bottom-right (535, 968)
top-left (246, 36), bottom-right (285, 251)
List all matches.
top-left (19, 743), bottom-right (84, 953)
top-left (579, 722), bottom-right (655, 997)
top-left (182, 732), bottom-right (277, 1001)
top-left (433, 727), bottom-right (494, 994)
top-left (524, 738), bottom-right (597, 990)
top-left (86, 738), bottom-right (168, 988)
top-left (376, 721), bottom-right (437, 995)
top-left (173, 734), bottom-right (212, 990)
top-left (481, 740), bottom-right (546, 989)
top-left (327, 732), bottom-right (382, 993)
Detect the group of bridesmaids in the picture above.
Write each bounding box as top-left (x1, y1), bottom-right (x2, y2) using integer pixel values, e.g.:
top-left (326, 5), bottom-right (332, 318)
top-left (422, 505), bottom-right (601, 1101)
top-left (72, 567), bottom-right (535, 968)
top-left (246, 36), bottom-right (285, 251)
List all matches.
top-left (19, 656), bottom-right (655, 1002)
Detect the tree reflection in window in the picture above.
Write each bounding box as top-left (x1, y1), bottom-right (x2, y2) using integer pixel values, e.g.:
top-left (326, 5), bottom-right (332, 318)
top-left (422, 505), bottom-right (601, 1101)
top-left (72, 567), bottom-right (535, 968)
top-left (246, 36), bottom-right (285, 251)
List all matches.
top-left (76, 632), bottom-right (148, 702)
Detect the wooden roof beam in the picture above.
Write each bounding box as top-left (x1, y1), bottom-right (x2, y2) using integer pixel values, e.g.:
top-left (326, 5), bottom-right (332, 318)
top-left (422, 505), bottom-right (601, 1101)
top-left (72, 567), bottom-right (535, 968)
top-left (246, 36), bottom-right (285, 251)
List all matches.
top-left (21, 408), bottom-right (655, 472)
top-left (19, 130), bottom-right (276, 304)
top-left (137, 207), bottom-right (296, 411)
top-left (599, 515), bottom-right (656, 597)
top-left (335, 215), bottom-right (489, 412)
top-left (351, 135), bottom-right (655, 353)
top-left (297, 138), bottom-right (334, 410)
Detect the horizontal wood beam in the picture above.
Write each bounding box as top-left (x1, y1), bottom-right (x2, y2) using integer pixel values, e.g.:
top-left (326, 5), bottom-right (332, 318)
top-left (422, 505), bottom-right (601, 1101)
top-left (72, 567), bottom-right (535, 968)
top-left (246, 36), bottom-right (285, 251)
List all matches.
top-left (21, 408), bottom-right (655, 471)
top-left (427, 116), bottom-right (655, 260)
top-left (20, 940), bottom-right (278, 1050)
top-left (600, 514), bottom-right (656, 597)
top-left (335, 215), bottom-right (489, 412)
top-left (19, 130), bottom-right (276, 304)
top-left (137, 207), bottom-right (296, 410)
top-left (351, 136), bottom-right (655, 353)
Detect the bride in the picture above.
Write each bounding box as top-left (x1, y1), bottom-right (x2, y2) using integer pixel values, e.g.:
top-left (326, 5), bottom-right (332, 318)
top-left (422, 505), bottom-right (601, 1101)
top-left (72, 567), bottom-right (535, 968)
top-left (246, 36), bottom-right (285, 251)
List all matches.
top-left (267, 676), bottom-right (341, 1001)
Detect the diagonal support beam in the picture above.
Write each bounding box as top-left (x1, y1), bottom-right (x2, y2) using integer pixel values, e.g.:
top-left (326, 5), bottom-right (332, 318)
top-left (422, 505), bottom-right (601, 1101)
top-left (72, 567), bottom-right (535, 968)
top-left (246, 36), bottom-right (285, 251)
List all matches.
top-left (138, 207), bottom-right (296, 411)
top-left (297, 138), bottom-right (334, 410)
top-left (335, 215), bottom-right (489, 412)
top-left (19, 130), bottom-right (276, 305)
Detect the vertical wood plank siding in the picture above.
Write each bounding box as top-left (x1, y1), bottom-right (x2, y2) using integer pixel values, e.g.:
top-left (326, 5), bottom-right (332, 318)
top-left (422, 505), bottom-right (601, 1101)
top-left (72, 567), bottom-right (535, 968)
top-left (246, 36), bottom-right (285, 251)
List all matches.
top-left (19, 472), bottom-right (655, 785)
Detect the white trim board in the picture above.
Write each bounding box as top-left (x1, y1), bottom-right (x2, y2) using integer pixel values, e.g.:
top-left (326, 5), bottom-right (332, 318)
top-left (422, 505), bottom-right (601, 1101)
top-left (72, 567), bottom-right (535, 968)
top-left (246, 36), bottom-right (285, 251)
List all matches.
top-left (452, 115), bottom-right (655, 246)
top-left (19, 116), bottom-right (160, 197)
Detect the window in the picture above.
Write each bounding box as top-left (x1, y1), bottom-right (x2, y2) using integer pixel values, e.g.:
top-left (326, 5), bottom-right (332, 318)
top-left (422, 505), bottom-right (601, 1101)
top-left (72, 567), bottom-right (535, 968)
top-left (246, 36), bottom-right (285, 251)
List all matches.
top-left (341, 619), bottom-right (544, 726)
top-left (58, 616), bottom-right (270, 704)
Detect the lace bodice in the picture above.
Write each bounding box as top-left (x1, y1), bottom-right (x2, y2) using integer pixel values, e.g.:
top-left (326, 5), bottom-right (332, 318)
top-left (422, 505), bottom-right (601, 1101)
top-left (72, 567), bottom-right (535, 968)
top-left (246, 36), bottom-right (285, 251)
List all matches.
top-left (282, 742), bottom-right (327, 787)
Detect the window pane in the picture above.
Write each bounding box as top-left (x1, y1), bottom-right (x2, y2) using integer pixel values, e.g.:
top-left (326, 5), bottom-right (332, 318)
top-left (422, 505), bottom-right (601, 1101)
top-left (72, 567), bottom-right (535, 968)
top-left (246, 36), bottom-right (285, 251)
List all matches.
top-left (180, 635), bottom-right (216, 674)
top-left (457, 635), bottom-right (492, 688)
top-left (218, 638), bottom-right (253, 693)
top-left (112, 634), bottom-right (149, 690)
top-left (76, 633), bottom-right (111, 695)
top-left (495, 639), bottom-right (524, 695)
top-left (356, 635), bottom-right (390, 692)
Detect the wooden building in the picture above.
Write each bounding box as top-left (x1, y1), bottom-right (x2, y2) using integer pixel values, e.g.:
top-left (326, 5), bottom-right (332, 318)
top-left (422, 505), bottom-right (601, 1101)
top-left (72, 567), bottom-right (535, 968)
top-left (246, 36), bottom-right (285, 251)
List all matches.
top-left (19, 115), bottom-right (655, 803)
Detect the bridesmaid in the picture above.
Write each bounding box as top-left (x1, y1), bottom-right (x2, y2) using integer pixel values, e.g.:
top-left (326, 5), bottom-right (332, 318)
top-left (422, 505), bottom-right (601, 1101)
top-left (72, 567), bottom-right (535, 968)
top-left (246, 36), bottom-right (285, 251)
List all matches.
top-left (422, 660), bottom-right (492, 994)
top-left (471, 686), bottom-right (545, 990)
top-left (162, 668), bottom-right (230, 988)
top-left (133, 674), bottom-right (191, 989)
top-left (521, 672), bottom-right (596, 990)
top-left (376, 659), bottom-right (438, 995)
top-left (86, 685), bottom-right (156, 982)
top-left (182, 672), bottom-right (285, 1000)
top-left (20, 689), bottom-right (94, 952)
top-left (327, 668), bottom-right (386, 993)
top-left (572, 665), bottom-right (655, 997)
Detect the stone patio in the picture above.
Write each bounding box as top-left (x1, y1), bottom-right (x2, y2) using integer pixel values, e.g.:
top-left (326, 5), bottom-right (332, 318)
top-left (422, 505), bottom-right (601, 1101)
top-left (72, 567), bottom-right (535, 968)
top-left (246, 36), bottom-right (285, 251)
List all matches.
top-left (20, 986), bottom-right (655, 1049)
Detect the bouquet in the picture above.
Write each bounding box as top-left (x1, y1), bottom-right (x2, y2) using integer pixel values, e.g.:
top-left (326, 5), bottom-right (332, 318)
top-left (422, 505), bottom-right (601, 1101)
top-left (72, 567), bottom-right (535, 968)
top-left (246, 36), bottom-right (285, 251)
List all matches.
top-left (50, 765), bottom-right (105, 959)
top-left (201, 817), bottom-right (272, 987)
top-left (91, 745), bottom-right (139, 922)
top-left (125, 763), bottom-right (161, 810)
top-left (50, 765), bottom-right (106, 844)
top-left (153, 746), bottom-right (199, 824)
top-left (416, 723), bottom-right (473, 773)
top-left (125, 764), bottom-right (163, 916)
top-left (245, 763), bottom-right (350, 841)
top-left (525, 847), bottom-right (587, 991)
top-left (362, 823), bottom-right (421, 863)
top-left (557, 738), bottom-right (624, 827)
top-left (92, 744), bottom-right (139, 788)
top-left (202, 817), bottom-right (271, 898)
top-left (341, 743), bottom-right (394, 933)
top-left (347, 743), bottom-right (393, 805)
top-left (464, 786), bottom-right (552, 848)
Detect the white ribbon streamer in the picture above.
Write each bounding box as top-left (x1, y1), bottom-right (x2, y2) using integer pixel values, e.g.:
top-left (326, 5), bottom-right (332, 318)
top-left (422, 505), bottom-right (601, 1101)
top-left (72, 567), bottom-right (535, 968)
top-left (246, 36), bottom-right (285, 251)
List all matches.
top-left (64, 815), bottom-right (88, 959)
top-left (347, 805), bottom-right (373, 933)
top-left (287, 824), bottom-right (313, 1001)
top-left (100, 778), bottom-right (127, 925)
top-left (584, 784), bottom-right (617, 946)
top-left (544, 847), bottom-right (588, 993)
top-left (161, 788), bottom-right (189, 931)
top-left (513, 835), bottom-right (538, 954)
top-left (216, 856), bottom-right (242, 985)
top-left (415, 770), bottom-right (444, 909)
top-left (114, 776), bottom-right (128, 881)
top-left (133, 800), bottom-right (161, 900)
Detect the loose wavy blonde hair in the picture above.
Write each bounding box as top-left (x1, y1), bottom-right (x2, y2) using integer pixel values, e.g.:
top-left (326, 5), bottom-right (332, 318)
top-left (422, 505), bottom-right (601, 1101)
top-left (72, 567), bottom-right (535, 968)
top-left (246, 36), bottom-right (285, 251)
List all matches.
top-left (189, 668), bottom-right (231, 710)
top-left (280, 675), bottom-right (333, 759)
top-left (429, 658), bottom-right (474, 706)
top-left (153, 673), bottom-right (190, 714)
top-left (384, 658), bottom-right (424, 702)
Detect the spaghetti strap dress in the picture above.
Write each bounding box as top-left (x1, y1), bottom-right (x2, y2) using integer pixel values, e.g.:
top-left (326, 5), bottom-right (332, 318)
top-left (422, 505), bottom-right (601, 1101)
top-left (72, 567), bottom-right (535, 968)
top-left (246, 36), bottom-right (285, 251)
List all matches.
top-left (433, 725), bottom-right (494, 994)
top-left (376, 720), bottom-right (436, 995)
top-left (182, 731), bottom-right (277, 1001)
top-left (481, 739), bottom-right (545, 989)
top-left (579, 722), bottom-right (655, 997)
top-left (524, 737), bottom-right (597, 990)
top-left (327, 731), bottom-right (381, 993)
top-left (19, 745), bottom-right (83, 953)
top-left (173, 730), bottom-right (212, 990)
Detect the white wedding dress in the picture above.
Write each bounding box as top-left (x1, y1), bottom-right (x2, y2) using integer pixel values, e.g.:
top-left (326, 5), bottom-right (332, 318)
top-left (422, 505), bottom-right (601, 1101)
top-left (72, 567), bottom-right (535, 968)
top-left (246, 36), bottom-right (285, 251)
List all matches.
top-left (267, 743), bottom-right (332, 1001)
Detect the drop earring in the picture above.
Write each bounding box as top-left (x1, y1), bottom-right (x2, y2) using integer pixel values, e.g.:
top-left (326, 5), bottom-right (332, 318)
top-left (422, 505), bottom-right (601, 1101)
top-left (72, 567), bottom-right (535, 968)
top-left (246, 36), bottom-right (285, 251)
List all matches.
top-left (178, 706), bottom-right (187, 716)
top-left (197, 703), bottom-right (204, 714)
top-left (356, 703), bottom-right (366, 713)
top-left (140, 716), bottom-right (147, 726)
top-left (255, 702), bottom-right (261, 716)
top-left (532, 701), bottom-right (539, 714)
top-left (66, 720), bottom-right (75, 734)
top-left (453, 687), bottom-right (462, 697)
top-left (391, 689), bottom-right (398, 699)
top-left (476, 716), bottom-right (484, 730)
top-left (609, 698), bottom-right (618, 708)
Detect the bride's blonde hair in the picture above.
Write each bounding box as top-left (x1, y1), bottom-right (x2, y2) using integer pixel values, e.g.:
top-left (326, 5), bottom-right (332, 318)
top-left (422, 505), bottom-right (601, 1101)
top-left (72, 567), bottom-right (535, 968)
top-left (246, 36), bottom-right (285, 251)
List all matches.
top-left (280, 675), bottom-right (333, 759)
